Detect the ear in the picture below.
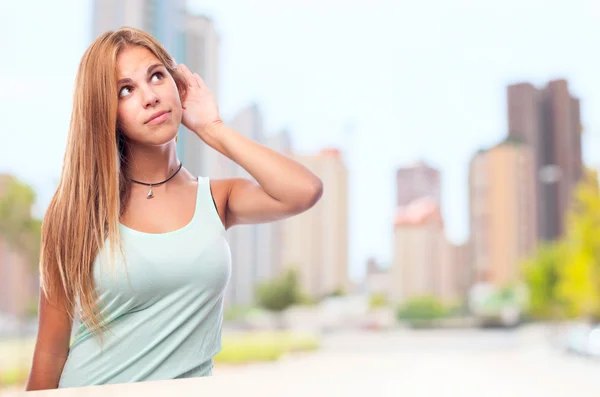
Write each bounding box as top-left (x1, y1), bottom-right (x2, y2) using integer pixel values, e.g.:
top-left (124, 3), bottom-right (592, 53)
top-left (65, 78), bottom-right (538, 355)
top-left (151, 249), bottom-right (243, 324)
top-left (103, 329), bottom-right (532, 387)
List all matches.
top-left (172, 69), bottom-right (188, 103)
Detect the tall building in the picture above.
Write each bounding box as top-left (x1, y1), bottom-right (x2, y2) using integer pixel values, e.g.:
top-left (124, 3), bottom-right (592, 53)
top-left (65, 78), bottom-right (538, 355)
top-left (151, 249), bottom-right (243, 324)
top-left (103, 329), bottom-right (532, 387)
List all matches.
top-left (281, 148), bottom-right (349, 298)
top-left (92, 0), bottom-right (186, 58)
top-left (390, 161), bottom-right (467, 304)
top-left (179, 14), bottom-right (222, 178)
top-left (223, 104), bottom-right (274, 307)
top-left (389, 197), bottom-right (445, 304)
top-left (452, 241), bottom-right (472, 301)
top-left (263, 130), bottom-right (293, 279)
top-left (507, 79), bottom-right (583, 241)
top-left (468, 139), bottom-right (537, 286)
top-left (437, 240), bottom-right (471, 304)
top-left (396, 160), bottom-right (441, 206)
top-left (92, 1), bottom-right (221, 180)
top-left (364, 257), bottom-right (390, 297)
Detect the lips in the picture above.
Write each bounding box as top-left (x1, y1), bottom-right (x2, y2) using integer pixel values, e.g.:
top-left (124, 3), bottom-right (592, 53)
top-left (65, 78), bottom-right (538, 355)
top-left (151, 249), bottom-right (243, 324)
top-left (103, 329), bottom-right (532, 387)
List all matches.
top-left (145, 110), bottom-right (170, 124)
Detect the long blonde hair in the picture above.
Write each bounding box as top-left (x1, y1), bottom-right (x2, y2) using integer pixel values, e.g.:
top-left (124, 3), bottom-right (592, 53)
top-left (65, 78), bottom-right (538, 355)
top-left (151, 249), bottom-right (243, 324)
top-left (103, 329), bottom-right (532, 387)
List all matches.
top-left (40, 27), bottom-right (188, 342)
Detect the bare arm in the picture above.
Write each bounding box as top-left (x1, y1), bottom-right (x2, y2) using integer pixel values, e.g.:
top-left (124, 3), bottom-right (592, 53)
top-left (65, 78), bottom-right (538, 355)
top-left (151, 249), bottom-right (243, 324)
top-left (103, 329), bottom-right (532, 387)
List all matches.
top-left (174, 64), bottom-right (323, 228)
top-left (205, 123), bottom-right (323, 228)
top-left (25, 288), bottom-right (73, 391)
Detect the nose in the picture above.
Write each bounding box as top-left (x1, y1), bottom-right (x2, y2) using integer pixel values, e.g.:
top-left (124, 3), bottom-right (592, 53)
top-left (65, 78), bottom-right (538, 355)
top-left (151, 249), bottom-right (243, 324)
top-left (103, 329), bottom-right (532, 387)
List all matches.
top-left (143, 88), bottom-right (160, 108)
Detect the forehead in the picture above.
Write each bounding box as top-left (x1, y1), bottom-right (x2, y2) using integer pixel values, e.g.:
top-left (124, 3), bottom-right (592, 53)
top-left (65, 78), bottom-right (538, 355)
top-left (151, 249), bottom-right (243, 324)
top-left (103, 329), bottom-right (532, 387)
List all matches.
top-left (116, 46), bottom-right (162, 79)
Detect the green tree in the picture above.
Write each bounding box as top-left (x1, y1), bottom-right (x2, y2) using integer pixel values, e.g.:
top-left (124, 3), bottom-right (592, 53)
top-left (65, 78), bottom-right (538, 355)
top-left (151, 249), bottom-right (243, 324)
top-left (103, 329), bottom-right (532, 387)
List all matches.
top-left (556, 169), bottom-right (600, 320)
top-left (396, 295), bottom-right (449, 322)
top-left (256, 268), bottom-right (303, 312)
top-left (368, 292), bottom-right (387, 309)
top-left (0, 175), bottom-right (41, 272)
top-left (522, 242), bottom-right (566, 319)
top-left (329, 287), bottom-right (346, 297)
top-left (522, 169), bottom-right (600, 321)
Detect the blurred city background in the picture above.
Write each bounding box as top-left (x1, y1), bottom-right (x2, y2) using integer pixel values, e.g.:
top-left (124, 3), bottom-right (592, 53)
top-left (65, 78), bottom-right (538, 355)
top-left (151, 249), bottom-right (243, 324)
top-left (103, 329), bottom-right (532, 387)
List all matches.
top-left (1, 0), bottom-right (600, 395)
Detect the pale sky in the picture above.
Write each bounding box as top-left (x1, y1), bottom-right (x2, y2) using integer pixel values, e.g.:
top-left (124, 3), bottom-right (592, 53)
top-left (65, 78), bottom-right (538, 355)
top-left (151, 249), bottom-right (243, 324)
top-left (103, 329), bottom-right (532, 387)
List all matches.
top-left (0, 0), bottom-right (599, 280)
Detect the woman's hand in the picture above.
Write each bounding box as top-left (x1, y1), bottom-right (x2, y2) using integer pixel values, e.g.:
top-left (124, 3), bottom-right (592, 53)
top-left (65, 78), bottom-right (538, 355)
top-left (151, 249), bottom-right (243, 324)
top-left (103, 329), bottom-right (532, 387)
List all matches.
top-left (177, 63), bottom-right (223, 144)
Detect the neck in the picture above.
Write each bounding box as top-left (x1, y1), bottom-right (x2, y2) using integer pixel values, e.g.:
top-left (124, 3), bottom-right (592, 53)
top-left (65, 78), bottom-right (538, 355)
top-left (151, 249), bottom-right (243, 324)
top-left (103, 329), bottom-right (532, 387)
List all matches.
top-left (124, 141), bottom-right (181, 184)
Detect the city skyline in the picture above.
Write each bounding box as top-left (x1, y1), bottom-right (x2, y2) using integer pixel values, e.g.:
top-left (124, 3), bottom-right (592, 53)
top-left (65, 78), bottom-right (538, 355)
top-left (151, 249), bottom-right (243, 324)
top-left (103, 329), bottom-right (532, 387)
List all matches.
top-left (1, 1), bottom-right (599, 281)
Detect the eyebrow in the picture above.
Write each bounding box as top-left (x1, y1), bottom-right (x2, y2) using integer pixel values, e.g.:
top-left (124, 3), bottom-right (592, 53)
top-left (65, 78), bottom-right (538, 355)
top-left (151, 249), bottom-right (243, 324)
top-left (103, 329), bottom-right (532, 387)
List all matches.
top-left (117, 63), bottom-right (164, 85)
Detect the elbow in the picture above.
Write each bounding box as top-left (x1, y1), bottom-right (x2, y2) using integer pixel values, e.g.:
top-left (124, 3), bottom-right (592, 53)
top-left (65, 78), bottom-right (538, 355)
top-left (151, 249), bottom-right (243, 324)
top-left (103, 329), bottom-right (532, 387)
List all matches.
top-left (295, 177), bottom-right (323, 212)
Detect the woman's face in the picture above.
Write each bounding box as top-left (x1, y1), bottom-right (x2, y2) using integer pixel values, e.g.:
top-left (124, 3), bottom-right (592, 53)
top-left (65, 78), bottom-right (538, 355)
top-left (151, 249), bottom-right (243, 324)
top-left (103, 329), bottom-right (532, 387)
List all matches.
top-left (115, 46), bottom-right (182, 146)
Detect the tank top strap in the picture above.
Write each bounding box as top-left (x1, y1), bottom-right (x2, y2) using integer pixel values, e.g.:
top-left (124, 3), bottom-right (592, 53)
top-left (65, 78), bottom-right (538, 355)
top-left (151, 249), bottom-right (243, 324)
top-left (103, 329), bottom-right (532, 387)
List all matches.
top-left (195, 176), bottom-right (226, 233)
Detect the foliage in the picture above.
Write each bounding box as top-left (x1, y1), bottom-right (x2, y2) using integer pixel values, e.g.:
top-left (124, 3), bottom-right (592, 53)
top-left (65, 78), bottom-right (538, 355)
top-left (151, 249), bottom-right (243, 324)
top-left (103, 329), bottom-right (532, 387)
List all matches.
top-left (556, 169), bottom-right (600, 320)
top-left (396, 295), bottom-right (450, 322)
top-left (522, 242), bottom-right (566, 319)
top-left (255, 268), bottom-right (303, 312)
top-left (329, 287), bottom-right (346, 297)
top-left (522, 169), bottom-right (600, 321)
top-left (0, 175), bottom-right (42, 272)
top-left (369, 292), bottom-right (387, 309)
top-left (0, 367), bottom-right (28, 388)
top-left (223, 305), bottom-right (255, 322)
top-left (297, 293), bottom-right (318, 306)
top-left (214, 332), bottom-right (319, 364)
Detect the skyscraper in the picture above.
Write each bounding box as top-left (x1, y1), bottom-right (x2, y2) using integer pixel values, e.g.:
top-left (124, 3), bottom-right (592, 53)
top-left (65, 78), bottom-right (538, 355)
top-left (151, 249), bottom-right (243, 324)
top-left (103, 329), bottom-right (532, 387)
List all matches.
top-left (179, 14), bottom-right (222, 178)
top-left (507, 79), bottom-right (583, 241)
top-left (281, 148), bottom-right (349, 299)
top-left (263, 130), bottom-right (293, 279)
top-left (92, 1), bottom-right (220, 179)
top-left (390, 197), bottom-right (445, 304)
top-left (396, 160), bottom-right (441, 207)
top-left (468, 139), bottom-right (537, 286)
top-left (92, 0), bottom-right (186, 59)
top-left (223, 104), bottom-right (272, 307)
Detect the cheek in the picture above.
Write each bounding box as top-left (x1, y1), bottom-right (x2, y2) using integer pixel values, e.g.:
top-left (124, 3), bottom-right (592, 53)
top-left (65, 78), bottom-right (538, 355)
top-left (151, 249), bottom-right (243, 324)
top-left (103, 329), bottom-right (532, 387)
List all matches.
top-left (169, 84), bottom-right (183, 109)
top-left (117, 103), bottom-right (137, 136)
top-left (168, 87), bottom-right (183, 120)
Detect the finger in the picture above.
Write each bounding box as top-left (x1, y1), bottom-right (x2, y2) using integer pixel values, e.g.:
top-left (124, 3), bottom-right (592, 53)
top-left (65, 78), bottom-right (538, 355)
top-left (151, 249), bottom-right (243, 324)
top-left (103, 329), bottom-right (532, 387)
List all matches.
top-left (178, 64), bottom-right (195, 87)
top-left (193, 73), bottom-right (204, 88)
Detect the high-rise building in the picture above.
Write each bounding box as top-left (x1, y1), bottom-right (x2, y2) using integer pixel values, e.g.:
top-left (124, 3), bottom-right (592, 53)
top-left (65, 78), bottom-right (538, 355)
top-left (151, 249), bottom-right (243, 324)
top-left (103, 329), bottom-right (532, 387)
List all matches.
top-left (507, 79), bottom-right (583, 241)
top-left (92, 0), bottom-right (186, 58)
top-left (92, 1), bottom-right (221, 180)
top-left (392, 161), bottom-right (468, 304)
top-left (468, 139), bottom-right (537, 286)
top-left (179, 14), bottom-right (222, 178)
top-left (281, 148), bottom-right (349, 299)
top-left (452, 241), bottom-right (471, 301)
top-left (437, 240), bottom-right (471, 304)
top-left (263, 130), bottom-right (293, 279)
top-left (389, 197), bottom-right (445, 304)
top-left (223, 105), bottom-right (273, 307)
top-left (396, 160), bottom-right (441, 206)
top-left (364, 257), bottom-right (390, 297)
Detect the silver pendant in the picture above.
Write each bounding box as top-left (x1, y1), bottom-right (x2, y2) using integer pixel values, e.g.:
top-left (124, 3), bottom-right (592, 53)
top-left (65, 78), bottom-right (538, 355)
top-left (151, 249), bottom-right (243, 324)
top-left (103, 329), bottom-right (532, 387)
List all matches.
top-left (147, 185), bottom-right (154, 199)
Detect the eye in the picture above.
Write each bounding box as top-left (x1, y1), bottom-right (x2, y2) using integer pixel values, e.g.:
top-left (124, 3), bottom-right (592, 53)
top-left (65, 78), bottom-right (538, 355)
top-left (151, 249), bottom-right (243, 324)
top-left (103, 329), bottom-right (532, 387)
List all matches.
top-left (151, 71), bottom-right (164, 82)
top-left (119, 86), bottom-right (132, 98)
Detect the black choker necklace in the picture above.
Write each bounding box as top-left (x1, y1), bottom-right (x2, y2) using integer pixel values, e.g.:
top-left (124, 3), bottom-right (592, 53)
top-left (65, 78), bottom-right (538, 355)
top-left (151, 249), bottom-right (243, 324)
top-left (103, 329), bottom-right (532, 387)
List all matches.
top-left (130, 162), bottom-right (183, 199)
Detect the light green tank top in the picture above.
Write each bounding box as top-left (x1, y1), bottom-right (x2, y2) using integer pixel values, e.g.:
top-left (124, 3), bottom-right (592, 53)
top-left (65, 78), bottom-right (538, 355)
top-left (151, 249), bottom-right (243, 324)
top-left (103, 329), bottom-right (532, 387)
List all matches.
top-left (58, 177), bottom-right (231, 388)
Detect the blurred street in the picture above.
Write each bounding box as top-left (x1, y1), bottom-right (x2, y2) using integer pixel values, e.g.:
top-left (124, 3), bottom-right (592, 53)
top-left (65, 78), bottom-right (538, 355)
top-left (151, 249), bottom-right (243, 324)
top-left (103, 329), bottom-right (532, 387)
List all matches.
top-left (4, 324), bottom-right (600, 396)
top-left (212, 324), bottom-right (600, 397)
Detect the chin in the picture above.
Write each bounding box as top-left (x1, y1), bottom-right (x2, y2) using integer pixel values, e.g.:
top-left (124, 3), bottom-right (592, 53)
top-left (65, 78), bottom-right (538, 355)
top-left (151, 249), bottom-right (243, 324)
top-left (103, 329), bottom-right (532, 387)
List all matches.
top-left (149, 132), bottom-right (178, 146)
top-left (128, 129), bottom-right (178, 147)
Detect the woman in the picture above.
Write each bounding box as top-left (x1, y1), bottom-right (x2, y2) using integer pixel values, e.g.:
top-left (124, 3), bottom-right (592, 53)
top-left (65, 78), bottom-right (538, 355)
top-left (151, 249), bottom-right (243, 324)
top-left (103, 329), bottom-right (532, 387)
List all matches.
top-left (25, 27), bottom-right (323, 390)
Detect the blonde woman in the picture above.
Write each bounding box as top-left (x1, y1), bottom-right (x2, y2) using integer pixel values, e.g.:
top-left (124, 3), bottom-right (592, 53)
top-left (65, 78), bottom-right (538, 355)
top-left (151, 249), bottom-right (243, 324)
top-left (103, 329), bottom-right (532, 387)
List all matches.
top-left (26, 27), bottom-right (322, 390)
